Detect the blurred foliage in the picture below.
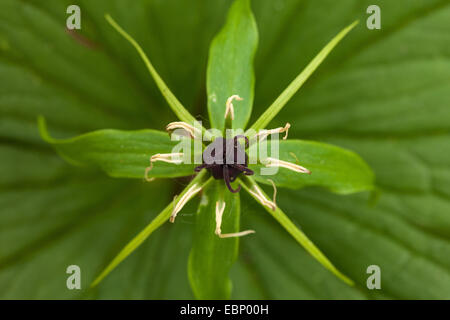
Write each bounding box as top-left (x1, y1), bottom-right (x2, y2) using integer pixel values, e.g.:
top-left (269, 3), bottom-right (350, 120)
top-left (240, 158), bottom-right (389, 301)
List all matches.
top-left (0, 0), bottom-right (449, 299)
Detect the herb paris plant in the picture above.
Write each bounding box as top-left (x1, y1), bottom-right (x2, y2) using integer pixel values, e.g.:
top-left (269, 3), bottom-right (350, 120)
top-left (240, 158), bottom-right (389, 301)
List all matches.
top-left (38, 0), bottom-right (374, 299)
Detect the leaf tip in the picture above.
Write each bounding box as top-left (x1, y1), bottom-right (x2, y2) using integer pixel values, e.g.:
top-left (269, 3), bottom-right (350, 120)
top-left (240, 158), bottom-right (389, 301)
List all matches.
top-left (104, 13), bottom-right (120, 34)
top-left (340, 20), bottom-right (360, 39)
top-left (347, 20), bottom-right (360, 35)
top-left (341, 274), bottom-right (355, 286)
top-left (351, 19), bottom-right (360, 28)
top-left (90, 276), bottom-right (103, 289)
top-left (104, 13), bottom-right (112, 23)
top-left (37, 115), bottom-right (52, 143)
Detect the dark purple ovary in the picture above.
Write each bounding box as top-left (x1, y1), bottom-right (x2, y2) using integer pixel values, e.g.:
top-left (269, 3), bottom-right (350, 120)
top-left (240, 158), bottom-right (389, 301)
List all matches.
top-left (194, 136), bottom-right (254, 193)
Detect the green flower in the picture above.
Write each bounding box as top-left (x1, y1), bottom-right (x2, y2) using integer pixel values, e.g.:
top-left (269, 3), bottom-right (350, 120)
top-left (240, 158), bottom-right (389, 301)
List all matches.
top-left (38, 0), bottom-right (374, 299)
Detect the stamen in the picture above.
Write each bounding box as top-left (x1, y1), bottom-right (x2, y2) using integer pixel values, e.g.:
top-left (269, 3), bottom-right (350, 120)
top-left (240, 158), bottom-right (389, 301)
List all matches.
top-left (166, 121), bottom-right (202, 139)
top-left (247, 184), bottom-right (276, 211)
top-left (289, 152), bottom-right (300, 163)
top-left (224, 95), bottom-right (243, 120)
top-left (267, 179), bottom-right (277, 207)
top-left (215, 201), bottom-right (255, 238)
top-left (144, 153), bottom-right (184, 182)
top-left (170, 184), bottom-right (202, 223)
top-left (264, 157), bottom-right (311, 174)
top-left (255, 123), bottom-right (291, 142)
top-left (144, 168), bottom-right (156, 182)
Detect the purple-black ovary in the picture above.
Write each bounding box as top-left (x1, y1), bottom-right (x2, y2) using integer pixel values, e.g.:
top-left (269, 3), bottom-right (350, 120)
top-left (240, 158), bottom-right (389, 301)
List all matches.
top-left (194, 136), bottom-right (254, 193)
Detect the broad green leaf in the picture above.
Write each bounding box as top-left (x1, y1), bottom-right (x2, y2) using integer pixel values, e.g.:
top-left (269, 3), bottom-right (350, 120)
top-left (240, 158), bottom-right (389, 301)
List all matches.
top-left (0, 0), bottom-right (167, 136)
top-left (91, 170), bottom-right (207, 287)
top-left (249, 139), bottom-right (374, 194)
top-left (207, 0), bottom-right (258, 131)
top-left (38, 117), bottom-right (195, 180)
top-left (188, 180), bottom-right (242, 299)
top-left (240, 176), bottom-right (354, 285)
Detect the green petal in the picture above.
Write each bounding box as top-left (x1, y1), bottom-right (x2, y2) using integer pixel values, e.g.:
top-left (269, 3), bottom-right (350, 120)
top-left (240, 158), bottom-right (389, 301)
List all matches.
top-left (235, 193), bottom-right (365, 299)
top-left (105, 14), bottom-right (200, 127)
top-left (248, 20), bottom-right (358, 133)
top-left (207, 0), bottom-right (258, 131)
top-left (188, 180), bottom-right (243, 299)
top-left (38, 116), bottom-right (195, 179)
top-left (240, 176), bottom-right (354, 286)
top-left (91, 170), bottom-right (208, 287)
top-left (249, 139), bottom-right (374, 194)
